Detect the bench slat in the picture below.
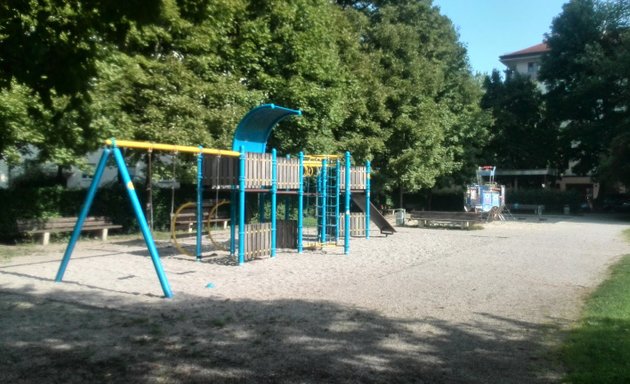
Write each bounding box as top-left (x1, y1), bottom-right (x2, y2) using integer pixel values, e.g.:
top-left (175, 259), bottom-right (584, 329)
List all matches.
top-left (28, 225), bottom-right (122, 234)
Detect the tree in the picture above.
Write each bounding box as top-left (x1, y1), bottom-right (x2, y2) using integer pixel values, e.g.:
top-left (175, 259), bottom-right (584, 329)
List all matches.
top-left (480, 70), bottom-right (558, 169)
top-left (1, 0), bottom-right (490, 206)
top-left (336, 0), bottom-right (490, 205)
top-left (0, 0), bottom-right (163, 165)
top-left (539, 0), bottom-right (630, 184)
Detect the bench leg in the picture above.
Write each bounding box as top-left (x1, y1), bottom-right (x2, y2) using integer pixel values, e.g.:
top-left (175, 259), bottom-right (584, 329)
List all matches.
top-left (42, 232), bottom-right (50, 246)
top-left (223, 221), bottom-right (228, 230)
top-left (101, 228), bottom-right (109, 241)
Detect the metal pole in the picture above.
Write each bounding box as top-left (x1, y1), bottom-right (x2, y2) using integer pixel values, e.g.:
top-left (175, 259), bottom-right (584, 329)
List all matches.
top-left (112, 146), bottom-right (173, 298)
top-left (271, 148), bottom-right (277, 258)
top-left (238, 146), bottom-right (246, 265)
top-left (103, 139), bottom-right (239, 157)
top-left (366, 160), bottom-right (371, 239)
top-left (56, 148), bottom-right (111, 283)
top-left (298, 152), bottom-right (304, 253)
top-left (335, 158), bottom-right (340, 243)
top-left (344, 152), bottom-right (351, 255)
top-left (196, 148), bottom-right (203, 261)
top-left (321, 158), bottom-right (327, 244)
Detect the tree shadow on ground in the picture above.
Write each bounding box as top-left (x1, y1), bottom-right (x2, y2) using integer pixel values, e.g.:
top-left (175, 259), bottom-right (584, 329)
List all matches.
top-left (0, 286), bottom-right (561, 384)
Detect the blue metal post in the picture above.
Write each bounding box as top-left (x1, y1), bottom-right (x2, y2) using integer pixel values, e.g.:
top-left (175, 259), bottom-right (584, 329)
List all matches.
top-left (196, 148), bottom-right (203, 261)
top-left (320, 158), bottom-right (327, 244)
top-left (112, 146), bottom-right (173, 298)
top-left (335, 158), bottom-right (340, 243)
top-left (56, 148), bottom-right (111, 283)
top-left (271, 148), bottom-right (277, 258)
top-left (298, 152), bottom-right (304, 253)
top-left (230, 188), bottom-right (236, 256)
top-left (344, 152), bottom-right (351, 255)
top-left (366, 160), bottom-right (371, 239)
top-left (238, 146), bottom-right (246, 265)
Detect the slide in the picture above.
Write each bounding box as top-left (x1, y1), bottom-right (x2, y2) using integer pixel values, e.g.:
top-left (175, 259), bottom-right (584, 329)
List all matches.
top-left (351, 194), bottom-right (396, 235)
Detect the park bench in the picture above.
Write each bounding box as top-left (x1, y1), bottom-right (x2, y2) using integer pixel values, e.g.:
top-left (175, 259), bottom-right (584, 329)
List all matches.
top-left (409, 211), bottom-right (483, 229)
top-left (505, 203), bottom-right (544, 215)
top-left (172, 202), bottom-right (230, 233)
top-left (17, 217), bottom-right (122, 245)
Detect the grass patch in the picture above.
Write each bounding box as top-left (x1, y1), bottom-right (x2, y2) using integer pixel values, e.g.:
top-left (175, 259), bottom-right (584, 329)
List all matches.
top-left (561, 228), bottom-right (630, 383)
top-left (0, 244), bottom-right (38, 262)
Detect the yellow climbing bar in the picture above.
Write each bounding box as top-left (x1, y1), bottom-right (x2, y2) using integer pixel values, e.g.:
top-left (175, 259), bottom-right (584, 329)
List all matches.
top-left (104, 139), bottom-right (240, 157)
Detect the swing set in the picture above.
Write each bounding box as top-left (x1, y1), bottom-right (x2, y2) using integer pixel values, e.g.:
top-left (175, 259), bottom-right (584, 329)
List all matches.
top-left (54, 104), bottom-right (379, 298)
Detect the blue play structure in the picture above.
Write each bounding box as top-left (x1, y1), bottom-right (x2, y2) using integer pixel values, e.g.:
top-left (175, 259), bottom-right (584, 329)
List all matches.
top-left (55, 104), bottom-right (392, 298)
top-left (232, 104), bottom-right (301, 153)
top-left (464, 166), bottom-right (506, 213)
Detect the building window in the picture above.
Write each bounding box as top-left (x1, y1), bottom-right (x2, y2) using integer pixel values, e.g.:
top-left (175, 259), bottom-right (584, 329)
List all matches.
top-left (527, 62), bottom-right (537, 74)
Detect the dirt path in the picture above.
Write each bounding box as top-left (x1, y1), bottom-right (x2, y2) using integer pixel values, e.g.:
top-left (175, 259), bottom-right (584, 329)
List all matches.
top-left (1, 215), bottom-right (628, 383)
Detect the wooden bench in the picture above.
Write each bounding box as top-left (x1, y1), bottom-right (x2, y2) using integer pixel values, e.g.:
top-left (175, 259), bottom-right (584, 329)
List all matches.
top-left (172, 202), bottom-right (230, 233)
top-left (506, 204), bottom-right (544, 215)
top-left (410, 211), bottom-right (483, 229)
top-left (173, 212), bottom-right (230, 232)
top-left (17, 217), bottom-right (122, 245)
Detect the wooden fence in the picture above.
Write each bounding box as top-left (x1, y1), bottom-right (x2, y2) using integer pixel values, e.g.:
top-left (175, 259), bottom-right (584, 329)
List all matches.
top-left (242, 220), bottom-right (298, 260)
top-left (243, 222), bottom-right (271, 260)
top-left (339, 166), bottom-right (367, 190)
top-left (338, 212), bottom-right (367, 237)
top-left (276, 220), bottom-right (298, 249)
top-left (202, 153), bottom-right (367, 190)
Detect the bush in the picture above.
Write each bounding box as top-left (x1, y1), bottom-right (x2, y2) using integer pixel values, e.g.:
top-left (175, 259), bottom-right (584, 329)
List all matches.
top-left (0, 184), bottom-right (201, 243)
top-left (506, 189), bottom-right (583, 212)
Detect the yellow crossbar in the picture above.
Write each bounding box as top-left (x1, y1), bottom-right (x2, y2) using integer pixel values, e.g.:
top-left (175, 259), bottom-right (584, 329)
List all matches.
top-left (105, 139), bottom-right (240, 157)
top-left (305, 154), bottom-right (341, 159)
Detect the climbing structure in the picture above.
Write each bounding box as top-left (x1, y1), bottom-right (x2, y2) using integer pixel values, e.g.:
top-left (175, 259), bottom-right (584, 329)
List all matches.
top-left (55, 104), bottom-right (387, 298)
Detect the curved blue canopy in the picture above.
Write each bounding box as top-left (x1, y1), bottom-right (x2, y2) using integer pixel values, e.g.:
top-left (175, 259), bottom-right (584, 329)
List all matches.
top-left (232, 104), bottom-right (301, 153)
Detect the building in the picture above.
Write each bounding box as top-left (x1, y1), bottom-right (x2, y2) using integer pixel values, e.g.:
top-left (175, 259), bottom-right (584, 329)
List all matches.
top-left (0, 147), bottom-right (142, 189)
top-left (499, 42), bottom-right (550, 82)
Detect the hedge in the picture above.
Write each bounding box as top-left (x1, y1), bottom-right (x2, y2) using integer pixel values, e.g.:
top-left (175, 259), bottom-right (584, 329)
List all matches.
top-left (0, 184), bottom-right (199, 242)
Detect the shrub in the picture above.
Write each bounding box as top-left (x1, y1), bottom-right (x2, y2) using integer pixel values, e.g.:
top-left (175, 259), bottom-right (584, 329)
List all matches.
top-left (506, 189), bottom-right (583, 212)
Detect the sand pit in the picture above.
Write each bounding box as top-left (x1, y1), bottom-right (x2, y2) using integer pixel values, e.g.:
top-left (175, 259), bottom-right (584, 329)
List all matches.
top-left (1, 215), bottom-right (629, 383)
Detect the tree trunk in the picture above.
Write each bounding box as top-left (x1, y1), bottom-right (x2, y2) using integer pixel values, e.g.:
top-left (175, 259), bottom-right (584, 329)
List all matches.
top-left (398, 183), bottom-right (404, 208)
top-left (56, 165), bottom-right (65, 186)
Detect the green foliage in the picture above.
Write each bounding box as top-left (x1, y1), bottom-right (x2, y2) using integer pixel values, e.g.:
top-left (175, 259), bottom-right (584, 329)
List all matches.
top-left (540, 0), bottom-right (630, 183)
top-left (481, 70), bottom-right (558, 169)
top-left (0, 80), bottom-right (47, 164)
top-left (0, 0), bottom-right (489, 204)
top-left (0, 1), bottom-right (163, 165)
top-left (562, 250), bottom-right (630, 383)
top-left (338, 0), bottom-right (490, 201)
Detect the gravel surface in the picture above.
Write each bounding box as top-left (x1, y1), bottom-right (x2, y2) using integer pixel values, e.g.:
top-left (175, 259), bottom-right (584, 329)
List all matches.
top-left (1, 214), bottom-right (628, 383)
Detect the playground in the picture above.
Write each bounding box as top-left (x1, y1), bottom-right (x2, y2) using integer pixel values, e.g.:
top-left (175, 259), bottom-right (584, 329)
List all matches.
top-left (1, 215), bottom-right (629, 383)
top-left (47, 104), bottom-right (395, 299)
top-left (3, 104), bottom-right (630, 382)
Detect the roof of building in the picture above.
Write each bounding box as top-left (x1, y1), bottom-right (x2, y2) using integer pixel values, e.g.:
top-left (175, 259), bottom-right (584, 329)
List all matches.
top-left (499, 42), bottom-right (550, 60)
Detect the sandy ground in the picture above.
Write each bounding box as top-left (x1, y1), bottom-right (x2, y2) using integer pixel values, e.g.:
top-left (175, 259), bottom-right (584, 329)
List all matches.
top-left (1, 214), bottom-right (629, 383)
